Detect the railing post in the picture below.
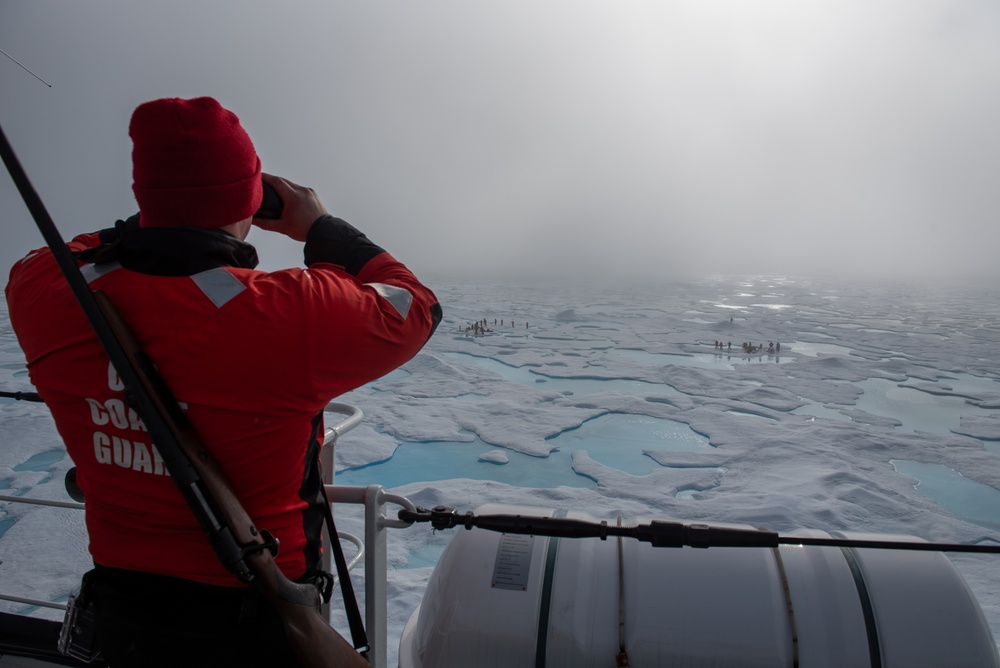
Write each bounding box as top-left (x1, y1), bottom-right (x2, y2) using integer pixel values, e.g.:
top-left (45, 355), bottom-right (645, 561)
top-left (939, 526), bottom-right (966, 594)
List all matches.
top-left (325, 484), bottom-right (416, 668)
top-left (364, 484), bottom-right (388, 668)
top-left (321, 402), bottom-right (364, 621)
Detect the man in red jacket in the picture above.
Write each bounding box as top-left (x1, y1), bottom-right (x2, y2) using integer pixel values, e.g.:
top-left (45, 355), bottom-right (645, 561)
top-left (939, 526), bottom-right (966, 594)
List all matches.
top-left (5, 96), bottom-right (441, 667)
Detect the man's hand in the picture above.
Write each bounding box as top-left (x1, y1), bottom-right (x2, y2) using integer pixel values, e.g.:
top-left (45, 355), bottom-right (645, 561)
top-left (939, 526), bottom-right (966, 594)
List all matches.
top-left (252, 174), bottom-right (329, 242)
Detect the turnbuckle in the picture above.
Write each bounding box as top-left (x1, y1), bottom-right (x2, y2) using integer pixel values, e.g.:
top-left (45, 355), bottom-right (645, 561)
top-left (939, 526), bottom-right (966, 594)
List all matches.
top-left (398, 505), bottom-right (474, 530)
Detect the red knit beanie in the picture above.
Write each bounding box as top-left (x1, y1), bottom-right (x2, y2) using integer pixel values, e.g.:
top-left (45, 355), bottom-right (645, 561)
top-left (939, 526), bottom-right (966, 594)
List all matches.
top-left (130, 97), bottom-right (262, 228)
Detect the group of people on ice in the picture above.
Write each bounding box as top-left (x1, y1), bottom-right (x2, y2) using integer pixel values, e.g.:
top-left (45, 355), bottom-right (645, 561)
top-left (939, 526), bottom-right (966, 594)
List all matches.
top-left (462, 318), bottom-right (529, 337)
top-left (713, 340), bottom-right (781, 354)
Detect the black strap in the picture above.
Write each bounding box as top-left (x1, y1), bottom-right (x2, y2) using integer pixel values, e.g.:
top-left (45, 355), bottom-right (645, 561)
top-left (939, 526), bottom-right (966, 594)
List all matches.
top-left (0, 390), bottom-right (43, 402)
top-left (309, 414), bottom-right (369, 655)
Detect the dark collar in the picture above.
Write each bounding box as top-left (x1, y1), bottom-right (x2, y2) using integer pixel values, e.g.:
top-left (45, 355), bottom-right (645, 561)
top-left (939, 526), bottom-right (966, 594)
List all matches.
top-left (78, 227), bottom-right (259, 276)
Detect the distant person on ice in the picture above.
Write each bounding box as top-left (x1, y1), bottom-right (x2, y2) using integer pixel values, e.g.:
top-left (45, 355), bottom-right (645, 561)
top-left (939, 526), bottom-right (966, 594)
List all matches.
top-left (5, 96), bottom-right (442, 667)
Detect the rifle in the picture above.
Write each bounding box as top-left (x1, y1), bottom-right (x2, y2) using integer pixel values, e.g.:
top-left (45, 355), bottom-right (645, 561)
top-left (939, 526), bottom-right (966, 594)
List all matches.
top-left (1, 124), bottom-right (368, 668)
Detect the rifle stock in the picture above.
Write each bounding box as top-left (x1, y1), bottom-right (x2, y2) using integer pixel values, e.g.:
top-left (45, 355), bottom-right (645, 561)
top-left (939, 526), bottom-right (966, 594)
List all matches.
top-left (94, 292), bottom-right (368, 668)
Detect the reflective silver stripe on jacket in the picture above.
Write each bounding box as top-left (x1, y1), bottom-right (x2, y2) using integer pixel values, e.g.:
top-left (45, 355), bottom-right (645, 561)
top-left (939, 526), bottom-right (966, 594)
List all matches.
top-left (81, 262), bottom-right (122, 284)
top-left (190, 268), bottom-right (246, 309)
top-left (366, 282), bottom-right (413, 319)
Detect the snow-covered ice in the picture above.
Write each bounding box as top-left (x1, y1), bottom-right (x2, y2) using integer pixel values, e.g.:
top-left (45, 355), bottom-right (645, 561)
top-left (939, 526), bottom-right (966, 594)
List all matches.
top-left (3, 275), bottom-right (1000, 666)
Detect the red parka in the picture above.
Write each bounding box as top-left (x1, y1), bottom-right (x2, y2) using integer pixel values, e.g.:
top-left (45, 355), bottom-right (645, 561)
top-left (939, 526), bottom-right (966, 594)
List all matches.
top-left (5, 215), bottom-right (441, 586)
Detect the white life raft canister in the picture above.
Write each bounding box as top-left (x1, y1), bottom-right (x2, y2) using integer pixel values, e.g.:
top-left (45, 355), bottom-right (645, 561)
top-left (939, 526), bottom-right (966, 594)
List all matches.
top-left (399, 503), bottom-right (999, 667)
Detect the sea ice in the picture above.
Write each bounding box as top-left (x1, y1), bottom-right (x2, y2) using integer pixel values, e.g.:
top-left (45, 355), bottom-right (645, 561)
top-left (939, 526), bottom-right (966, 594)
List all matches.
top-left (3, 276), bottom-right (1000, 667)
top-left (478, 449), bottom-right (509, 464)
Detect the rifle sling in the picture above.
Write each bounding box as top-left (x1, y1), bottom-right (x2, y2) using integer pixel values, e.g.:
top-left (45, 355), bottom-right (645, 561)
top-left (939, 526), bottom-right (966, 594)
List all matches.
top-left (309, 414), bottom-right (369, 654)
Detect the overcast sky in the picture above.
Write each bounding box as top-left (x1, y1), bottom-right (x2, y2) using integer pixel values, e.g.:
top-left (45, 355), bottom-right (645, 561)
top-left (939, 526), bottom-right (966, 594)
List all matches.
top-left (2, 1), bottom-right (999, 286)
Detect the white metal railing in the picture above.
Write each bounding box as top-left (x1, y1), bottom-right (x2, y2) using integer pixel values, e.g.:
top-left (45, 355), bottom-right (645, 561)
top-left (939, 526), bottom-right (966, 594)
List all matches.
top-left (320, 402), bottom-right (366, 603)
top-left (0, 402), bottom-right (405, 668)
top-left (322, 401), bottom-right (417, 668)
top-left (0, 494), bottom-right (86, 611)
top-left (0, 496), bottom-right (84, 511)
top-left (325, 484), bottom-right (416, 668)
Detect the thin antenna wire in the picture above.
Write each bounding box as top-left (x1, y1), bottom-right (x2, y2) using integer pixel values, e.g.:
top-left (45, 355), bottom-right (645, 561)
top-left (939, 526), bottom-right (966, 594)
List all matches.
top-left (0, 47), bottom-right (52, 87)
